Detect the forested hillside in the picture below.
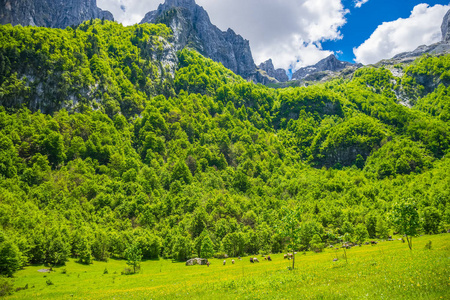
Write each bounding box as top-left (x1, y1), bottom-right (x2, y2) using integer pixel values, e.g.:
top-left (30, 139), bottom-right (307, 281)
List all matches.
top-left (0, 21), bottom-right (449, 277)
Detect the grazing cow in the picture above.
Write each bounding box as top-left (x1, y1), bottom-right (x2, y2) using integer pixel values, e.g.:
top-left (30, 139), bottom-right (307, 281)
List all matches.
top-left (250, 257), bottom-right (254, 263)
top-left (284, 254), bottom-right (287, 259)
top-left (223, 260), bottom-right (226, 265)
top-left (267, 256), bottom-right (272, 261)
top-left (370, 241), bottom-right (377, 245)
top-left (253, 257), bottom-right (259, 263)
top-left (232, 259), bottom-right (235, 264)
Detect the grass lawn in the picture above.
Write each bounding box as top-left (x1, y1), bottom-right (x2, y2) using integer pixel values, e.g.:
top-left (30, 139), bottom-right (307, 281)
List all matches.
top-left (6, 234), bottom-right (450, 299)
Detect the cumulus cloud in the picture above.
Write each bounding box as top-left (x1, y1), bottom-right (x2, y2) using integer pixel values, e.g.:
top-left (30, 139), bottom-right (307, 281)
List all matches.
top-left (97, 0), bottom-right (348, 71)
top-left (97, 0), bottom-right (159, 26)
top-left (354, 0), bottom-right (369, 9)
top-left (197, 0), bottom-right (348, 70)
top-left (354, 4), bottom-right (450, 65)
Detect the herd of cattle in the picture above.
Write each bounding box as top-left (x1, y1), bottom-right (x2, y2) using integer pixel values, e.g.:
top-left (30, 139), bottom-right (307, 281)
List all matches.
top-left (204, 240), bottom-right (383, 267)
top-left (220, 255), bottom-right (273, 265)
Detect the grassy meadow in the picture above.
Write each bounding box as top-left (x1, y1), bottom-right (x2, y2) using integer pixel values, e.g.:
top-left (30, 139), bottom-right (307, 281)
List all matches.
top-left (6, 234), bottom-right (450, 300)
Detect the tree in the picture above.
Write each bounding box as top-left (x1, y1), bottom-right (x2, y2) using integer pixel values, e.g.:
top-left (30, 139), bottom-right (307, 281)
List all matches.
top-left (365, 213), bottom-right (377, 238)
top-left (222, 232), bottom-right (245, 257)
top-left (376, 216), bottom-right (389, 239)
top-left (125, 243), bottom-right (142, 274)
top-left (200, 235), bottom-right (214, 258)
top-left (171, 235), bottom-right (192, 261)
top-left (45, 232), bottom-right (70, 266)
top-left (233, 171), bottom-right (251, 193)
top-left (171, 159), bottom-right (192, 185)
top-left (191, 207), bottom-right (208, 238)
top-left (421, 206), bottom-right (441, 234)
top-left (0, 241), bottom-right (21, 277)
top-left (77, 236), bottom-right (93, 265)
top-left (392, 201), bottom-right (420, 250)
top-left (354, 224), bottom-right (369, 245)
top-left (310, 234), bottom-right (324, 253)
top-left (278, 208), bottom-right (301, 269)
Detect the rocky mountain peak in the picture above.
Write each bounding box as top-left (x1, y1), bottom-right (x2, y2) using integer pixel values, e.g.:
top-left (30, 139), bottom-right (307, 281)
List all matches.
top-left (140, 0), bottom-right (256, 79)
top-left (441, 9), bottom-right (450, 42)
top-left (291, 55), bottom-right (355, 81)
top-left (163, 0), bottom-right (197, 9)
top-left (258, 59), bottom-right (288, 82)
top-left (0, 0), bottom-right (113, 28)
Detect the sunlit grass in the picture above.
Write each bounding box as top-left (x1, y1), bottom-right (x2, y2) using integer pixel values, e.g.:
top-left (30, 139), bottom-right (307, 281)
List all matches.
top-left (6, 234), bottom-right (450, 299)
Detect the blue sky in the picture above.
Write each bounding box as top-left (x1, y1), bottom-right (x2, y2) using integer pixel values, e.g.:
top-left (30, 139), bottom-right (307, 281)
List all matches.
top-left (324, 0), bottom-right (450, 63)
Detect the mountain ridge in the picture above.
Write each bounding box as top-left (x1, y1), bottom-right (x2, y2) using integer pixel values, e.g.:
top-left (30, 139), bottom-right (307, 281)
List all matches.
top-left (0, 0), bottom-right (113, 28)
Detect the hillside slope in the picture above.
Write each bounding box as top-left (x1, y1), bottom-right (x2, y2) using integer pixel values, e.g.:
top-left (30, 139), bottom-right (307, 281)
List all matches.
top-left (0, 22), bottom-right (449, 279)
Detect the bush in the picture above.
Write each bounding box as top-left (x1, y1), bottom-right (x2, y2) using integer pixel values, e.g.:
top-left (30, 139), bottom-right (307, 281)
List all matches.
top-left (0, 276), bottom-right (14, 297)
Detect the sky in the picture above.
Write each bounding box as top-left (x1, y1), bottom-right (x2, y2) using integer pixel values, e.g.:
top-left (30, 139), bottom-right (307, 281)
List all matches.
top-left (97, 0), bottom-right (450, 71)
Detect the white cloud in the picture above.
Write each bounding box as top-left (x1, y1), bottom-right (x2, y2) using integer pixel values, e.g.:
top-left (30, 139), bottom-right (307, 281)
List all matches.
top-left (354, 0), bottom-right (369, 9)
top-left (97, 0), bottom-right (348, 71)
top-left (97, 0), bottom-right (160, 26)
top-left (354, 4), bottom-right (450, 65)
top-left (198, 0), bottom-right (348, 70)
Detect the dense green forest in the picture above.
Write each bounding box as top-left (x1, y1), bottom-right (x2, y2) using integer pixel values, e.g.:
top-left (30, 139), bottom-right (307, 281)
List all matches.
top-left (0, 20), bottom-right (449, 277)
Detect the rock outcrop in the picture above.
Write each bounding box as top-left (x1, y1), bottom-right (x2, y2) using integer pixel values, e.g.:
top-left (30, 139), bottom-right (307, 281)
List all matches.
top-left (258, 59), bottom-right (288, 83)
top-left (0, 0), bottom-right (113, 28)
top-left (441, 9), bottom-right (450, 42)
top-left (186, 258), bottom-right (208, 266)
top-left (140, 0), bottom-right (256, 79)
top-left (292, 55), bottom-right (356, 81)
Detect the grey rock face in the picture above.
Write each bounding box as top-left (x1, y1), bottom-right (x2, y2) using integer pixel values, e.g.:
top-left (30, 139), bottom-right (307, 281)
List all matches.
top-left (392, 42), bottom-right (450, 62)
top-left (442, 9), bottom-right (450, 42)
top-left (0, 0), bottom-right (113, 28)
top-left (258, 59), bottom-right (288, 82)
top-left (140, 0), bottom-right (256, 79)
top-left (186, 258), bottom-right (208, 266)
top-left (292, 55), bottom-right (355, 80)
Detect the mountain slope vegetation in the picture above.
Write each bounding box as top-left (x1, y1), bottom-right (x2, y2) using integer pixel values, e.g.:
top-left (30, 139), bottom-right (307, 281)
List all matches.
top-left (0, 22), bottom-right (449, 277)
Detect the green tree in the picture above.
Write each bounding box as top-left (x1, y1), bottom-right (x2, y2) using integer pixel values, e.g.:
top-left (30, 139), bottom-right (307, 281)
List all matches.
top-left (310, 234), bottom-right (324, 253)
top-left (421, 206), bottom-right (441, 234)
top-left (376, 217), bottom-right (389, 239)
top-left (0, 241), bottom-right (21, 277)
top-left (278, 208), bottom-right (301, 269)
top-left (172, 235), bottom-right (192, 261)
top-left (77, 236), bottom-right (93, 265)
top-left (200, 235), bottom-right (214, 259)
top-left (45, 232), bottom-right (70, 266)
top-left (125, 243), bottom-right (142, 274)
top-left (354, 224), bottom-right (369, 245)
top-left (171, 160), bottom-right (192, 185)
top-left (392, 201), bottom-right (420, 250)
top-left (365, 213), bottom-right (377, 238)
top-left (222, 232), bottom-right (245, 257)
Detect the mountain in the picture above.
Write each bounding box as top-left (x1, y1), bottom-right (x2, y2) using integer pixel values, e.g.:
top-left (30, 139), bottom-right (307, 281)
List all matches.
top-left (291, 54), bottom-right (356, 81)
top-left (140, 0), bottom-right (256, 79)
top-left (258, 59), bottom-right (289, 83)
top-left (0, 0), bottom-right (113, 28)
top-left (441, 9), bottom-right (450, 42)
top-left (0, 17), bottom-right (449, 288)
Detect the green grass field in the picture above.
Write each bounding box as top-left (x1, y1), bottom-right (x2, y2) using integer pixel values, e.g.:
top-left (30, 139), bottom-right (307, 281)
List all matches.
top-left (6, 234), bottom-right (450, 299)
